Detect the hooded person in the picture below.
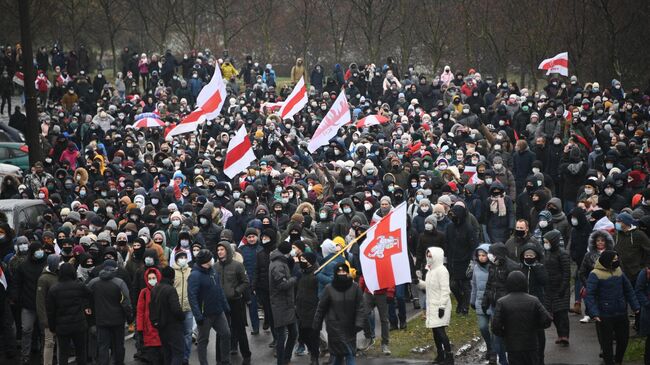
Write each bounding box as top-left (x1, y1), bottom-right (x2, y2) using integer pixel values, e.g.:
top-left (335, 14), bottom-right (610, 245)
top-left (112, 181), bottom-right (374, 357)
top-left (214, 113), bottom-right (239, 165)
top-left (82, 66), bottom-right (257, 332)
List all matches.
top-left (533, 210), bottom-right (564, 248)
top-left (417, 247), bottom-right (453, 364)
top-left (36, 254), bottom-right (61, 364)
top-left (614, 212), bottom-right (650, 285)
top-left (255, 227), bottom-right (277, 332)
top-left (542, 230), bottom-right (571, 345)
top-left (314, 205), bottom-right (335, 245)
top-left (136, 267), bottom-right (162, 362)
top-left (445, 204), bottom-right (478, 314)
top-left (313, 262), bottom-right (365, 365)
top-left (143, 228), bottom-right (167, 268)
top-left (269, 241), bottom-right (299, 365)
top-left (485, 182), bottom-right (515, 243)
top-left (546, 198), bottom-right (570, 246)
top-left (491, 271), bottom-right (552, 365)
top-left (332, 198), bottom-right (368, 238)
top-left (469, 243), bottom-right (495, 362)
top-left (416, 214), bottom-right (445, 272)
top-left (226, 200), bottom-right (251, 244)
top-left (585, 250), bottom-right (640, 365)
top-left (132, 248), bottom-right (160, 318)
top-left (195, 204), bottom-right (222, 252)
top-left (316, 238), bottom-right (346, 296)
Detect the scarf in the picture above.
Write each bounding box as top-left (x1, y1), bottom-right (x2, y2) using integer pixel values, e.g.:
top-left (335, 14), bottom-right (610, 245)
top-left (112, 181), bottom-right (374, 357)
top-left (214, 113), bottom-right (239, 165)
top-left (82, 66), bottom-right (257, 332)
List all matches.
top-left (490, 196), bottom-right (507, 216)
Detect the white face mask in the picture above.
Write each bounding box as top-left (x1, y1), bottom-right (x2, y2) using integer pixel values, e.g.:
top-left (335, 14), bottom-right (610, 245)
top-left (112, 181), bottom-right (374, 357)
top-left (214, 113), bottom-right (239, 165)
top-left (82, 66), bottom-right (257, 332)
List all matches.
top-left (487, 253), bottom-right (496, 263)
top-left (177, 258), bottom-right (188, 268)
top-left (544, 243), bottom-right (551, 250)
top-left (539, 220), bottom-right (548, 229)
top-left (364, 203), bottom-right (373, 211)
top-left (584, 188), bottom-right (594, 195)
top-left (148, 278), bottom-right (158, 286)
top-left (493, 163), bottom-right (502, 170)
top-left (571, 217), bottom-right (579, 226)
top-left (171, 219), bottom-right (181, 227)
top-left (532, 167), bottom-right (540, 174)
top-left (235, 208), bottom-right (244, 214)
top-left (38, 193), bottom-right (45, 199)
top-left (180, 239), bottom-right (190, 247)
top-left (485, 178), bottom-right (493, 185)
top-left (604, 187), bottom-right (615, 196)
top-left (425, 223), bottom-right (434, 231)
top-left (343, 207), bottom-right (352, 214)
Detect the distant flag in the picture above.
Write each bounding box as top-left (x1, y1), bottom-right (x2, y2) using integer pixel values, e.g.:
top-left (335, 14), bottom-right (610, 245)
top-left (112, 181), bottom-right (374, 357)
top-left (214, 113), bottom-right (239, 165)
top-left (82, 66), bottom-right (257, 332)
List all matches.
top-left (278, 76), bottom-right (308, 120)
top-left (308, 89), bottom-right (351, 153)
top-left (538, 52), bottom-right (568, 76)
top-left (356, 114), bottom-right (389, 129)
top-left (223, 125), bottom-right (256, 179)
top-left (12, 72), bottom-right (24, 87)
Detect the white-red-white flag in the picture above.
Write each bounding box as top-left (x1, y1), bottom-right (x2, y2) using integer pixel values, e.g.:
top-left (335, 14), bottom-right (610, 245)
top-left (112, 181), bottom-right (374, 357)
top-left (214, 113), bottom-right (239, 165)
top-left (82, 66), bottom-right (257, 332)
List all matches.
top-left (223, 124), bottom-right (256, 179)
top-left (356, 114), bottom-right (389, 129)
top-left (0, 266), bottom-right (7, 290)
top-left (278, 76), bottom-right (307, 120)
top-left (308, 89), bottom-right (351, 153)
top-left (538, 52), bottom-right (569, 76)
top-left (359, 202), bottom-right (410, 292)
top-left (197, 66), bottom-right (227, 120)
top-left (12, 72), bottom-right (24, 87)
top-left (167, 108), bottom-right (207, 137)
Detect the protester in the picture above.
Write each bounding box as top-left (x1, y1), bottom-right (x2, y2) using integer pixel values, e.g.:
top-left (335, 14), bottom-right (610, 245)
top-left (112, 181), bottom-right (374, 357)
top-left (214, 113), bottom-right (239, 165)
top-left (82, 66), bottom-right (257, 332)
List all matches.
top-left (150, 266), bottom-right (186, 365)
top-left (0, 42), bottom-right (649, 365)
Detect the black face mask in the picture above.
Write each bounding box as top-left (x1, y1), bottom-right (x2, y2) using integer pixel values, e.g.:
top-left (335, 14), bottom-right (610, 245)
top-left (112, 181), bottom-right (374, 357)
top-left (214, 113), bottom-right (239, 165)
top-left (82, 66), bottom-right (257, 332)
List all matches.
top-left (515, 230), bottom-right (526, 238)
top-left (611, 261), bottom-right (620, 269)
top-left (524, 257), bottom-right (536, 266)
top-left (331, 273), bottom-right (353, 291)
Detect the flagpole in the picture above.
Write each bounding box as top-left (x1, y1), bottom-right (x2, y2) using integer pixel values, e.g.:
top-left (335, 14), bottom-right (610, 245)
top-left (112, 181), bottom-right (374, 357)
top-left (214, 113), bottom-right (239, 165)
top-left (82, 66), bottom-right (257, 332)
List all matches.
top-left (313, 228), bottom-right (369, 274)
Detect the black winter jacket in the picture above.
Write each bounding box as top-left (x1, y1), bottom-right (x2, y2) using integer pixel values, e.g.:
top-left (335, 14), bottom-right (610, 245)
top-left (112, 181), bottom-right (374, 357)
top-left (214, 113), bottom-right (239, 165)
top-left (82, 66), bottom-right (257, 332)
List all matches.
top-left (482, 243), bottom-right (521, 312)
top-left (46, 279), bottom-right (91, 335)
top-left (150, 279), bottom-right (184, 330)
top-left (296, 265), bottom-right (319, 327)
top-left (87, 267), bottom-right (133, 327)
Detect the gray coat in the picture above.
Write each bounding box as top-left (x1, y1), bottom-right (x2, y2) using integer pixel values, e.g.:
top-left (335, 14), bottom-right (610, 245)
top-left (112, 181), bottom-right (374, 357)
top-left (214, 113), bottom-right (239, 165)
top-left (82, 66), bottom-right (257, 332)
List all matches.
top-left (269, 249), bottom-right (297, 327)
top-left (214, 242), bottom-right (249, 300)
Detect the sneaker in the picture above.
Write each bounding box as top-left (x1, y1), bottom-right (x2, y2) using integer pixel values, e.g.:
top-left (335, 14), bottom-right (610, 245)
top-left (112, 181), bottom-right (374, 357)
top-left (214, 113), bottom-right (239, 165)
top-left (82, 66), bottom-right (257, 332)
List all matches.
top-left (359, 337), bottom-right (374, 351)
top-left (381, 344), bottom-right (391, 355)
top-left (268, 340), bottom-right (276, 348)
top-left (295, 345), bottom-right (308, 356)
top-left (580, 316), bottom-right (591, 323)
top-left (250, 329), bottom-right (260, 335)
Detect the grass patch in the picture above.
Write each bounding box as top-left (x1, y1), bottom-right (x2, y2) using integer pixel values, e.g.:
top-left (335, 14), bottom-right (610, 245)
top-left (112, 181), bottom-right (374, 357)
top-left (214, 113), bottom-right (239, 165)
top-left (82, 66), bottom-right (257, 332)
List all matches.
top-left (365, 299), bottom-right (479, 359)
top-left (624, 337), bottom-right (644, 362)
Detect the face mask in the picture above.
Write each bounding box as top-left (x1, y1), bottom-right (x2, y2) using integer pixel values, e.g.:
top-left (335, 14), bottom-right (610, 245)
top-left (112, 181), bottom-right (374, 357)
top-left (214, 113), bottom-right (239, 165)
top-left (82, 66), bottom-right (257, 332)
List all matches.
top-left (289, 248), bottom-right (297, 257)
top-left (38, 193), bottom-right (45, 199)
top-left (180, 239), bottom-right (190, 248)
top-left (233, 192), bottom-right (241, 199)
top-left (106, 207), bottom-right (113, 215)
top-left (343, 207), bottom-right (352, 214)
top-left (515, 229), bottom-right (526, 238)
top-left (148, 278), bottom-right (157, 286)
top-left (553, 138), bottom-right (562, 145)
top-left (171, 220), bottom-right (181, 227)
top-left (34, 250), bottom-right (45, 259)
top-left (604, 187), bottom-right (614, 196)
top-left (199, 217), bottom-right (209, 225)
top-left (177, 258), bottom-right (188, 268)
top-left (539, 220), bottom-right (548, 229)
top-left (434, 212), bottom-right (445, 221)
top-left (532, 167), bottom-right (540, 174)
top-left (611, 261), bottom-right (620, 269)
top-left (485, 178), bottom-right (493, 185)
top-left (235, 207), bottom-right (244, 214)
top-left (425, 223), bottom-right (434, 231)
top-left (571, 217), bottom-right (579, 226)
top-left (319, 212), bottom-right (327, 219)
top-left (364, 203), bottom-right (373, 211)
top-left (79, 190), bottom-right (86, 197)
top-left (416, 195), bottom-right (424, 202)
top-left (493, 163), bottom-right (502, 170)
top-left (524, 257), bottom-right (536, 266)
top-left (543, 243), bottom-right (551, 250)
top-left (584, 188), bottom-right (594, 195)
top-left (487, 253), bottom-right (496, 263)
top-left (145, 257), bottom-right (155, 266)
top-left (18, 243), bottom-right (28, 252)
top-left (615, 222), bottom-right (623, 231)
top-left (245, 198), bottom-right (253, 205)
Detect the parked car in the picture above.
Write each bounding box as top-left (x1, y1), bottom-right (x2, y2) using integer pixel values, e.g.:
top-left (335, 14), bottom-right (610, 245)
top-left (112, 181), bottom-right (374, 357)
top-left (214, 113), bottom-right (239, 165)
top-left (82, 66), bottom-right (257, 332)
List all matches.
top-left (0, 142), bottom-right (29, 170)
top-left (0, 199), bottom-right (48, 235)
top-left (0, 123), bottom-right (25, 143)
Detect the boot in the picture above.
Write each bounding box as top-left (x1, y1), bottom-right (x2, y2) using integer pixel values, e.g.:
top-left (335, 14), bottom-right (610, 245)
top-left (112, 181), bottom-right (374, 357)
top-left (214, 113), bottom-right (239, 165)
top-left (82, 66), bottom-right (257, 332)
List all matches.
top-left (310, 357), bottom-right (320, 365)
top-left (413, 298), bottom-right (421, 309)
top-left (444, 351), bottom-right (454, 364)
top-left (432, 351), bottom-right (445, 364)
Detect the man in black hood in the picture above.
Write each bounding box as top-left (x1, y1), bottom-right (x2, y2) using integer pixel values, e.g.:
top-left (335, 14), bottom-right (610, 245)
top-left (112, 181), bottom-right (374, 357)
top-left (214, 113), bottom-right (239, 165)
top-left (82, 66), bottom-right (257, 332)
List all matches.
top-left (491, 271), bottom-right (552, 365)
top-left (11, 242), bottom-right (47, 364)
top-left (445, 205), bottom-right (477, 315)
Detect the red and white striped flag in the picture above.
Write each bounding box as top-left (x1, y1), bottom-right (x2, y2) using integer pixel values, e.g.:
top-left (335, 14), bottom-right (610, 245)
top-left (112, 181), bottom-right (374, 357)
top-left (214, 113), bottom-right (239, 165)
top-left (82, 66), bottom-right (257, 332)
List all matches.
top-left (359, 202), bottom-right (410, 292)
top-left (223, 125), bottom-right (256, 179)
top-left (278, 76), bottom-right (307, 120)
top-left (0, 266), bottom-right (7, 290)
top-left (356, 114), bottom-right (389, 129)
top-left (167, 67), bottom-right (227, 137)
top-left (538, 52), bottom-right (568, 76)
top-left (12, 72), bottom-right (24, 87)
top-left (307, 89), bottom-right (351, 153)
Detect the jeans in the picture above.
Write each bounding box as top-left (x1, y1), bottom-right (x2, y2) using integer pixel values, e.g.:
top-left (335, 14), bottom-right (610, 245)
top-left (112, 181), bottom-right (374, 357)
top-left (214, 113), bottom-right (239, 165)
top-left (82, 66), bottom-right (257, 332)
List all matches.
top-left (362, 292), bottom-right (389, 345)
top-left (275, 322), bottom-right (298, 365)
top-left (247, 292), bottom-right (260, 332)
top-left (388, 284), bottom-right (406, 327)
top-left (96, 325), bottom-right (125, 365)
top-left (58, 331), bottom-right (87, 365)
top-left (598, 315), bottom-right (629, 365)
top-left (332, 353), bottom-right (356, 365)
top-left (182, 311), bottom-right (193, 361)
top-left (44, 327), bottom-right (55, 365)
top-left (196, 312), bottom-right (231, 365)
top-left (227, 298), bottom-right (251, 358)
top-left (477, 314), bottom-right (492, 353)
top-left (492, 333), bottom-right (508, 365)
top-left (21, 308), bottom-right (39, 360)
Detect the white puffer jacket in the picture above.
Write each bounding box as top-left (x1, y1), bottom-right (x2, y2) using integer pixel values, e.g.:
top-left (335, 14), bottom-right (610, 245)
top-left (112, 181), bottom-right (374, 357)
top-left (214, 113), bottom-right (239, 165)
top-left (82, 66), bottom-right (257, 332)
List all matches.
top-left (418, 246), bottom-right (452, 328)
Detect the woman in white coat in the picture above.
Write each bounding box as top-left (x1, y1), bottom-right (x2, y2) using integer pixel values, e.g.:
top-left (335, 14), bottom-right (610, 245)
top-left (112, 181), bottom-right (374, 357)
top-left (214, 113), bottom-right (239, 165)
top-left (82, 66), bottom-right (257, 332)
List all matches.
top-left (418, 246), bottom-right (453, 364)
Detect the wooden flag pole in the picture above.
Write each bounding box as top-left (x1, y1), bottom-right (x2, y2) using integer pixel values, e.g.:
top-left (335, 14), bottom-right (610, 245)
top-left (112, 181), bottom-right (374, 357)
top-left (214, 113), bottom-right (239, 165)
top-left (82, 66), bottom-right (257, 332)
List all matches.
top-left (314, 228), bottom-right (369, 274)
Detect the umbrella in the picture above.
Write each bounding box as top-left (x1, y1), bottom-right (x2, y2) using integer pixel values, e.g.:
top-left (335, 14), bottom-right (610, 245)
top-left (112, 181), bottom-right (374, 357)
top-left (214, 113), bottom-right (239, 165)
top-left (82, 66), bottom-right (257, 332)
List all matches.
top-left (132, 117), bottom-right (164, 129)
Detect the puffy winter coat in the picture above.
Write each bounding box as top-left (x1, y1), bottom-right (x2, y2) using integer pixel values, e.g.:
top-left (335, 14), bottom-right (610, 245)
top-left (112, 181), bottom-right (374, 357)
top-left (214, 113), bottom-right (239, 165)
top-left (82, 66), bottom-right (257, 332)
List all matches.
top-left (46, 277), bottom-right (91, 335)
top-left (614, 227), bottom-right (650, 280)
top-left (543, 232), bottom-right (571, 312)
top-left (579, 230), bottom-right (615, 285)
top-left (418, 247), bottom-right (452, 328)
top-left (214, 242), bottom-right (249, 300)
top-left (172, 263), bottom-right (192, 312)
top-left (269, 249), bottom-right (297, 327)
top-left (187, 265), bottom-right (230, 322)
top-left (470, 244), bottom-right (491, 315)
top-left (137, 267), bottom-right (161, 347)
top-left (482, 243), bottom-right (521, 311)
top-left (296, 264), bottom-right (319, 327)
top-left (585, 260), bottom-right (639, 318)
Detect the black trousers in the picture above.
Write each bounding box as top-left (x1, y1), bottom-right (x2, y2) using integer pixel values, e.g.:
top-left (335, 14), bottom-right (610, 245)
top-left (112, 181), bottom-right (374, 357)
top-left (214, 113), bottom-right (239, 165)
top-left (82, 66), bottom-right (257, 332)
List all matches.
top-left (298, 324), bottom-right (320, 360)
top-left (552, 310), bottom-right (570, 338)
top-left (507, 350), bottom-right (540, 365)
top-left (258, 289), bottom-right (276, 338)
top-left (227, 298), bottom-right (251, 358)
top-left (432, 327), bottom-right (451, 354)
top-left (58, 331), bottom-right (87, 365)
top-left (597, 315), bottom-right (629, 365)
top-left (450, 278), bottom-right (471, 312)
top-left (96, 325), bottom-right (125, 365)
top-left (159, 324), bottom-right (184, 365)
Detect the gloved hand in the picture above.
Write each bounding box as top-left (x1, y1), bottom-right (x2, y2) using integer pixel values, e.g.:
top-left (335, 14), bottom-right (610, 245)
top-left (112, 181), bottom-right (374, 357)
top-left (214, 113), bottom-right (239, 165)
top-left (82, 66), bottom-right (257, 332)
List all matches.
top-left (438, 308), bottom-right (445, 318)
top-left (481, 305), bottom-right (488, 314)
top-left (196, 318), bottom-right (204, 326)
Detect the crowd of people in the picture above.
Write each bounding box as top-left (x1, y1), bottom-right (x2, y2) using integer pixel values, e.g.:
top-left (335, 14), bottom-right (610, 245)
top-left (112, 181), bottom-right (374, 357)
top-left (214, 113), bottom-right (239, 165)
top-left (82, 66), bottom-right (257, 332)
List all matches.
top-left (0, 42), bottom-right (649, 365)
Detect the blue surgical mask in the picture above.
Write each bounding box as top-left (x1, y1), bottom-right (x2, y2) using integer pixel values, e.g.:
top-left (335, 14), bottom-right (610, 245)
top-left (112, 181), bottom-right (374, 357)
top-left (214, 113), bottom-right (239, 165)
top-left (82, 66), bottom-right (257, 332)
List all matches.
top-left (615, 222), bottom-right (623, 231)
top-left (34, 250), bottom-right (44, 259)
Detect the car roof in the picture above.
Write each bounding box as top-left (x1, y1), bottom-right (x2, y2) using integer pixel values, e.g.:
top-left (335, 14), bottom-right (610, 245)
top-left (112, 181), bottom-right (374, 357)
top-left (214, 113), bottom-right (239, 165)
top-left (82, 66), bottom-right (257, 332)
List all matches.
top-left (0, 142), bottom-right (25, 148)
top-left (0, 199), bottom-right (45, 210)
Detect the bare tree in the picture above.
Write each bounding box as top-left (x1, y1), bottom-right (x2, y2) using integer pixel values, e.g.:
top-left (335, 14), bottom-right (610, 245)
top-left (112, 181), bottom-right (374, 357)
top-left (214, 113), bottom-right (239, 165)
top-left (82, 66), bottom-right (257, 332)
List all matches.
top-left (320, 0), bottom-right (352, 64)
top-left (419, 0), bottom-right (450, 72)
top-left (127, 0), bottom-right (176, 51)
top-left (209, 0), bottom-right (260, 51)
top-left (350, 0), bottom-right (395, 63)
top-left (97, 0), bottom-right (129, 74)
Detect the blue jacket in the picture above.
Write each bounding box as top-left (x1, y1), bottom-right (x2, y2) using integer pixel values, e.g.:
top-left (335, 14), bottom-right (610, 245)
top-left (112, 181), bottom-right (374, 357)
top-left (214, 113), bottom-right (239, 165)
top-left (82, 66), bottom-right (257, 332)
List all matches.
top-left (316, 253), bottom-right (345, 297)
top-left (240, 243), bottom-right (261, 282)
top-left (470, 244), bottom-right (491, 315)
top-left (585, 261), bottom-right (639, 318)
top-left (187, 265), bottom-right (230, 322)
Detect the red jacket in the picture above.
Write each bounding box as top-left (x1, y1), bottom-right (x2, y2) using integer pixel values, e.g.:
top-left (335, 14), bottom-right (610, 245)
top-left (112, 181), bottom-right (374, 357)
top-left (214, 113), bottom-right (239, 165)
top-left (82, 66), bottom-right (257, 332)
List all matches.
top-left (359, 275), bottom-right (395, 298)
top-left (137, 267), bottom-right (161, 347)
